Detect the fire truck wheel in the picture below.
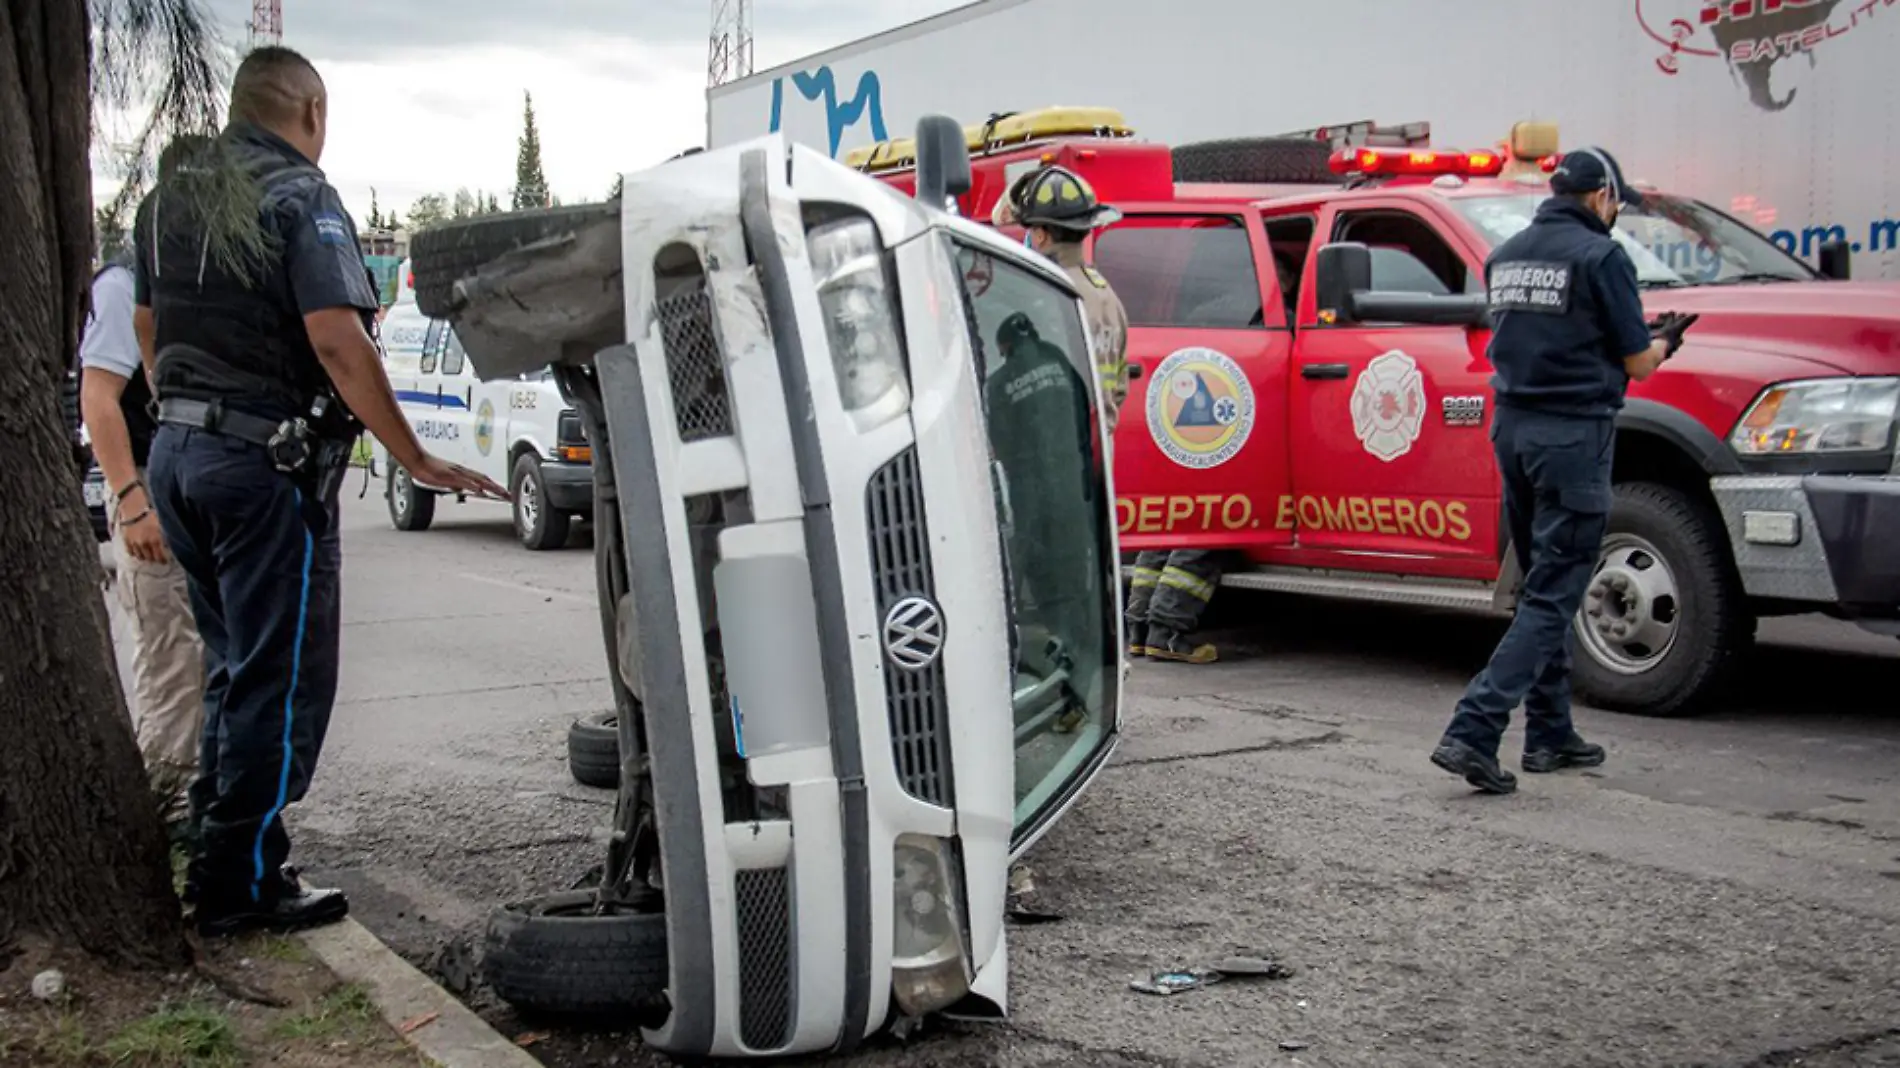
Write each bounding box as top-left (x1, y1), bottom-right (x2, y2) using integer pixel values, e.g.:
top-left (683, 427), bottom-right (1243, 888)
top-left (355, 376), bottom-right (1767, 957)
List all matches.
top-left (481, 891), bottom-right (667, 1019)
top-left (409, 203), bottom-right (619, 321)
top-left (1570, 481), bottom-right (1754, 718)
top-left (567, 712), bottom-right (620, 788)
top-left (1171, 137), bottom-right (1337, 185)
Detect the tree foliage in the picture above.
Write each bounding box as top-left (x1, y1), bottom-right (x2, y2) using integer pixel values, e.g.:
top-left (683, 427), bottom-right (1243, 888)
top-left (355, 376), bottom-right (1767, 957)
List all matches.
top-left (407, 192), bottom-right (449, 230)
top-left (512, 90), bottom-right (548, 211)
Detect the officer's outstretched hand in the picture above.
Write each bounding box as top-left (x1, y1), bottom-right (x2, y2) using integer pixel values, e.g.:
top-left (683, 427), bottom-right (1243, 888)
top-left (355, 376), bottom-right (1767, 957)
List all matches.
top-left (412, 454), bottom-right (510, 501)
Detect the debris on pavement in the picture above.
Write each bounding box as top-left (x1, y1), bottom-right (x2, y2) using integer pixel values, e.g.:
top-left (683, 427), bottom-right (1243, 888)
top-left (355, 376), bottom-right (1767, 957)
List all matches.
top-left (1130, 955), bottom-right (1296, 996)
top-left (516, 1031), bottom-right (550, 1048)
top-left (1280, 1039), bottom-right (1311, 1051)
top-left (1006, 863), bottom-right (1065, 925)
top-left (399, 1011), bottom-right (440, 1034)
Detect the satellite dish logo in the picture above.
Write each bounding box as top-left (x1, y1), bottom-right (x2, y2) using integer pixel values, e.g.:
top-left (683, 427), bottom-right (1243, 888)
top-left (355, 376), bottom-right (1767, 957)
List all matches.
top-left (768, 66), bottom-right (889, 158)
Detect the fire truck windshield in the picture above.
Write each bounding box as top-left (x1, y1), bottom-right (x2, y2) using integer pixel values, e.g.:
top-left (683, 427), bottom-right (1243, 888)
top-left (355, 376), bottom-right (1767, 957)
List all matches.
top-left (1453, 193), bottom-right (1817, 289)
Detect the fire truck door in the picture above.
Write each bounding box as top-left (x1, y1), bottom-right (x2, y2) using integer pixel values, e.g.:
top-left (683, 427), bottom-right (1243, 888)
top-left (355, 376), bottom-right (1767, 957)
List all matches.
top-left (1090, 212), bottom-right (1293, 553)
top-left (1288, 203), bottom-right (1501, 576)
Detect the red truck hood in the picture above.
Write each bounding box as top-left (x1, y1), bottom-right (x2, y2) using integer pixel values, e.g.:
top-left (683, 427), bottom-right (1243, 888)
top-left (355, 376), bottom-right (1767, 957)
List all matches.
top-left (1644, 282), bottom-right (1900, 377)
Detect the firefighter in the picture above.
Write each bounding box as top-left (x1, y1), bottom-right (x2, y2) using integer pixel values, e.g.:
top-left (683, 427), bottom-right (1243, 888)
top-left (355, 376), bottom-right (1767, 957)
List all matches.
top-left (992, 165), bottom-right (1130, 428)
top-left (136, 46), bottom-right (504, 936)
top-left (1430, 147), bottom-right (1690, 795)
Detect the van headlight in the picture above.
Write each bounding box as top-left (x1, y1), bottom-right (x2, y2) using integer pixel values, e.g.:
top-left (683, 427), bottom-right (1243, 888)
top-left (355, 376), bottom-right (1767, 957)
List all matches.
top-left (890, 834), bottom-right (971, 1017)
top-left (1730, 377), bottom-right (1900, 459)
top-left (807, 218), bottom-right (911, 432)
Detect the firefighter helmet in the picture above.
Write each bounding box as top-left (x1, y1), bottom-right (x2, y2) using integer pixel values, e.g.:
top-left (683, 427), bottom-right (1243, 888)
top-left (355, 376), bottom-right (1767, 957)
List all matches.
top-left (1009, 165), bottom-right (1122, 233)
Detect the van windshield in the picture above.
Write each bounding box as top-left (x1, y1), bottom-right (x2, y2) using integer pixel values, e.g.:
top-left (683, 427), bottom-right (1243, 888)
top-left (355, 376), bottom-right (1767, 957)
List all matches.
top-left (1453, 193), bottom-right (1817, 288)
top-left (952, 242), bottom-right (1121, 840)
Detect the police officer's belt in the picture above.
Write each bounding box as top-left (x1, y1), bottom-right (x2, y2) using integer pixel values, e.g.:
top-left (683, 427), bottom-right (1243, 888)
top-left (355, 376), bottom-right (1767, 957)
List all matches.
top-left (157, 398), bottom-right (288, 450)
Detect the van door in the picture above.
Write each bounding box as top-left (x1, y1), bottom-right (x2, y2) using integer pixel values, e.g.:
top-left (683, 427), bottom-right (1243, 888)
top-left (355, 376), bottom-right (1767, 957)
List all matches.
top-left (1287, 200), bottom-right (1501, 578)
top-left (1090, 211), bottom-right (1293, 553)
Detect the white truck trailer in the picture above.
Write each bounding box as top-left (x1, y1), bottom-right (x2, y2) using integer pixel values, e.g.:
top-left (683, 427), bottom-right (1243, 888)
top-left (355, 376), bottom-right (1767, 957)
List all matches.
top-left (709, 0), bottom-right (1900, 278)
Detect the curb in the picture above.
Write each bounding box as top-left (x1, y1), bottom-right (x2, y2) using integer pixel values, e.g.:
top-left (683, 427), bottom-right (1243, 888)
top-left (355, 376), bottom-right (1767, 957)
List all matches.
top-left (300, 918), bottom-right (541, 1068)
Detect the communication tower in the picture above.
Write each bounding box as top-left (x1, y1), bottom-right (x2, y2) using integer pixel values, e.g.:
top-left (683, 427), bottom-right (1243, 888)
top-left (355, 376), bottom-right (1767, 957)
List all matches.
top-left (708, 0), bottom-right (753, 87)
top-left (248, 0), bottom-right (282, 49)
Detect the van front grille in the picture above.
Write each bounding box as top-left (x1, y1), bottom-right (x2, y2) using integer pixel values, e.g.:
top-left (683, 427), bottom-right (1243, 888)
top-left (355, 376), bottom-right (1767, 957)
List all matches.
top-left (655, 268), bottom-right (734, 443)
top-left (735, 867), bottom-right (793, 1051)
top-left (867, 449), bottom-right (953, 809)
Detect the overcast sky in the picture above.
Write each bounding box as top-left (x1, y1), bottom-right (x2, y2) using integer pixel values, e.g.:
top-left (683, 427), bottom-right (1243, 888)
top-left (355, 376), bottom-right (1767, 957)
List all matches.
top-left (94, 0), bottom-right (962, 224)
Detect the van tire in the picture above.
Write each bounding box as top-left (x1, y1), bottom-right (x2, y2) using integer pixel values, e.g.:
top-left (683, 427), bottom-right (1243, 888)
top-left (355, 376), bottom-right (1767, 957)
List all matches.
top-left (387, 463), bottom-right (436, 532)
top-left (568, 712), bottom-right (620, 788)
top-left (1172, 138), bottom-right (1337, 185)
top-left (1570, 481), bottom-right (1753, 718)
top-left (512, 453), bottom-right (572, 551)
top-left (410, 204), bottom-right (620, 320)
top-left (481, 891), bottom-right (667, 1019)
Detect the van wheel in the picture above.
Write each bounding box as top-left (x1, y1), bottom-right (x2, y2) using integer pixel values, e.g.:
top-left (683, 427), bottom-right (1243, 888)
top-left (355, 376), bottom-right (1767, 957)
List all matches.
top-left (481, 891), bottom-right (667, 1019)
top-left (1171, 137), bottom-right (1338, 185)
top-left (512, 453), bottom-right (572, 551)
top-left (1570, 481), bottom-right (1754, 718)
top-left (567, 712), bottom-right (619, 789)
top-left (387, 463), bottom-right (436, 532)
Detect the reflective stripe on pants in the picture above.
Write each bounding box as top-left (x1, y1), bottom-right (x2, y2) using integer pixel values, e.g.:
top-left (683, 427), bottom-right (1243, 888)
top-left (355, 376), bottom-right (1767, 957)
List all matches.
top-left (1125, 549), bottom-right (1226, 635)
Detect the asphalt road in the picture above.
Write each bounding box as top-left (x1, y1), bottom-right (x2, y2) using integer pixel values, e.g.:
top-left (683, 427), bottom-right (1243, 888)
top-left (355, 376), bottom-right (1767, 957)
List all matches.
top-left (105, 491), bottom-right (1900, 1068)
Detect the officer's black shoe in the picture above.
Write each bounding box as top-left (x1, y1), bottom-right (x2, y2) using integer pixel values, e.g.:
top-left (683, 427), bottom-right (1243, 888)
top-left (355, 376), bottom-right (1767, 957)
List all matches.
top-left (1430, 738), bottom-right (1518, 795)
top-left (1522, 734), bottom-right (1607, 774)
top-left (195, 868), bottom-right (348, 938)
top-left (1127, 622), bottom-right (1149, 658)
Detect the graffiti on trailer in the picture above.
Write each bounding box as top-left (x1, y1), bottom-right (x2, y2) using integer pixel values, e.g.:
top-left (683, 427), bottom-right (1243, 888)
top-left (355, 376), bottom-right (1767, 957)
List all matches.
top-left (768, 66), bottom-right (890, 158)
top-left (1635, 0), bottom-right (1890, 111)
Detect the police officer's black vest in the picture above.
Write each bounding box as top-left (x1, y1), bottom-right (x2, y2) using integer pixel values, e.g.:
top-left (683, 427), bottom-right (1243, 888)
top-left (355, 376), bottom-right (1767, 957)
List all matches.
top-left (145, 131), bottom-right (343, 432)
top-left (1484, 198), bottom-right (1632, 418)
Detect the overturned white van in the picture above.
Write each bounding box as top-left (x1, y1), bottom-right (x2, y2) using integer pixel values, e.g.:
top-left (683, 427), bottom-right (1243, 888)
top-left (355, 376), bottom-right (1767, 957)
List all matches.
top-left (410, 118), bottom-right (1122, 1059)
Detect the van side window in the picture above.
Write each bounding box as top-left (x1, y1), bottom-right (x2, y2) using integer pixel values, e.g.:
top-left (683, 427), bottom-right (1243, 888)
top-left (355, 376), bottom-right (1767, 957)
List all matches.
top-left (1261, 215), bottom-right (1317, 326)
top-left (441, 330), bottom-right (466, 376)
top-left (1092, 216), bottom-right (1264, 329)
top-left (1333, 211), bottom-right (1474, 297)
top-left (420, 320), bottom-right (443, 374)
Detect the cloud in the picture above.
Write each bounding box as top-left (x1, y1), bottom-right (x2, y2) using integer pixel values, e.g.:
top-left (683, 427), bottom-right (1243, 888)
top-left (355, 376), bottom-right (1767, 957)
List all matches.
top-left (96, 0), bottom-right (965, 223)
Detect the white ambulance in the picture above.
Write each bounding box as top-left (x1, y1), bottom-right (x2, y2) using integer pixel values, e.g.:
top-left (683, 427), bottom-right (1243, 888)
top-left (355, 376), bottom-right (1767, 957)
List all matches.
top-left (373, 261), bottom-right (594, 550)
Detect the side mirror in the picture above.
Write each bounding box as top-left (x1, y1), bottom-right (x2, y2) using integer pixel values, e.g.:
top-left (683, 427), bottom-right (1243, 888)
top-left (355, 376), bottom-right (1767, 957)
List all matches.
top-left (1818, 236), bottom-right (1852, 281)
top-left (1315, 241), bottom-right (1491, 328)
top-left (914, 114), bottom-right (972, 211)
top-left (1315, 242), bottom-right (1373, 324)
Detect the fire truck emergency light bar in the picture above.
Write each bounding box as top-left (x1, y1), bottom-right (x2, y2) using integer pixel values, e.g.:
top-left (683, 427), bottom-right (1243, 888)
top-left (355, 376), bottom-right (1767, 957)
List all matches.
top-left (1329, 147), bottom-right (1564, 179)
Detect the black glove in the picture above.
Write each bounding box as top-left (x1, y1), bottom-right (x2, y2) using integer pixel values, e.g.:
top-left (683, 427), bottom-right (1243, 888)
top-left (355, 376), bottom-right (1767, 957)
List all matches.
top-left (1647, 311), bottom-right (1700, 359)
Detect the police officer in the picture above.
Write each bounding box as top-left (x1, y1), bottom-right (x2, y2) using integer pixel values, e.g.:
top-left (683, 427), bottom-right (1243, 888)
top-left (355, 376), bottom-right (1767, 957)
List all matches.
top-left (134, 46), bottom-right (505, 936)
top-left (1431, 147), bottom-right (1681, 795)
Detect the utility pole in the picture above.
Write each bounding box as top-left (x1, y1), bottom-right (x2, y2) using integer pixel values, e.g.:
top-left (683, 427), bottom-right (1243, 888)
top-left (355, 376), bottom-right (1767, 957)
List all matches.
top-left (707, 0), bottom-right (753, 87)
top-left (248, 0), bottom-right (282, 49)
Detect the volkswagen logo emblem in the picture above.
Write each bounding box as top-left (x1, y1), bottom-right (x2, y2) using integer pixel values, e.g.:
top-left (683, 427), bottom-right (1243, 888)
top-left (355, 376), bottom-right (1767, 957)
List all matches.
top-left (883, 596), bottom-right (945, 671)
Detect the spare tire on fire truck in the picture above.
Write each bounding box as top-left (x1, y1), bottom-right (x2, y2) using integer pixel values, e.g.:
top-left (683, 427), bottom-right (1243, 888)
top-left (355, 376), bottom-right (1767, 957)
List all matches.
top-left (1171, 137), bottom-right (1337, 185)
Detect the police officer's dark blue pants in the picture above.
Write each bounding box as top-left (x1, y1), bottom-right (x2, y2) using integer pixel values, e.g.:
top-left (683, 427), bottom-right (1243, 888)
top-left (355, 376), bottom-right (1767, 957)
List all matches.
top-left (1445, 407), bottom-right (1613, 757)
top-left (147, 424), bottom-right (342, 908)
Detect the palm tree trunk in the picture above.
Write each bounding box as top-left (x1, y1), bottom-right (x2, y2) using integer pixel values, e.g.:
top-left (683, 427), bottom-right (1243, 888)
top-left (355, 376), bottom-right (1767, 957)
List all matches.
top-left (0, 0), bottom-right (190, 969)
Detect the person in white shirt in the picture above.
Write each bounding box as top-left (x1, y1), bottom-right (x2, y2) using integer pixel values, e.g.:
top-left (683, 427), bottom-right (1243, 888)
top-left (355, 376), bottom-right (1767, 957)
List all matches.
top-left (80, 244), bottom-right (206, 833)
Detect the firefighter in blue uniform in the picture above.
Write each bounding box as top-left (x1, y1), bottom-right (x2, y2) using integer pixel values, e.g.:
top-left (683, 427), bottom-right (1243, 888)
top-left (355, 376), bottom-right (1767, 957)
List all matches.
top-left (135, 46), bottom-right (504, 936)
top-left (1431, 147), bottom-right (1695, 795)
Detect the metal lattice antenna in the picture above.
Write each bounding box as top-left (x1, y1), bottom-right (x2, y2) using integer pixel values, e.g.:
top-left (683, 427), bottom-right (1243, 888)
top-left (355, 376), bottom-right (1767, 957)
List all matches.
top-left (248, 0), bottom-right (282, 48)
top-left (707, 0), bottom-right (753, 87)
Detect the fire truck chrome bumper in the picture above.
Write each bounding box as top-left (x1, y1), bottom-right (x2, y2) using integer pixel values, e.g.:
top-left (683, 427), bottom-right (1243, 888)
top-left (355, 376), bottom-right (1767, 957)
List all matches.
top-left (1711, 474), bottom-right (1900, 615)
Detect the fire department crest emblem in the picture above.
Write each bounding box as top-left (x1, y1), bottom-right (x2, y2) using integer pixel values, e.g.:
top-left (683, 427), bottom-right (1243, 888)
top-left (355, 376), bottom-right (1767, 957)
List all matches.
top-left (1146, 347), bottom-right (1254, 470)
top-left (1350, 351), bottom-right (1427, 463)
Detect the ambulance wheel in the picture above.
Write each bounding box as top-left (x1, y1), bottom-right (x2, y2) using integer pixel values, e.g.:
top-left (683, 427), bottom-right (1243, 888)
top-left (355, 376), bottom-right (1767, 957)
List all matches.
top-left (1570, 481), bottom-right (1753, 718)
top-left (512, 453), bottom-right (572, 551)
top-left (1171, 137), bottom-right (1337, 185)
top-left (387, 463), bottom-right (436, 532)
top-left (567, 712), bottom-right (620, 788)
top-left (481, 891), bottom-right (667, 1019)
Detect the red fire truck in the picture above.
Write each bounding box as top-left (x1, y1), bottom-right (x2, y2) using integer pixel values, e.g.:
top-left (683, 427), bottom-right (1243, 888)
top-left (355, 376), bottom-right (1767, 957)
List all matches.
top-left (850, 109), bottom-right (1900, 718)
